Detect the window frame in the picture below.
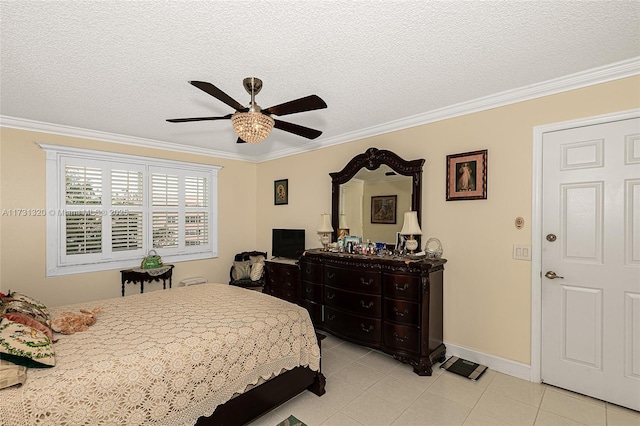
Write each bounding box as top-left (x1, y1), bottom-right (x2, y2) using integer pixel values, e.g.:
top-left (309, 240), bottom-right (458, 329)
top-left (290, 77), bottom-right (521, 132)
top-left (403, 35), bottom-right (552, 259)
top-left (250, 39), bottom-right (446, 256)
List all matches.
top-left (41, 144), bottom-right (220, 276)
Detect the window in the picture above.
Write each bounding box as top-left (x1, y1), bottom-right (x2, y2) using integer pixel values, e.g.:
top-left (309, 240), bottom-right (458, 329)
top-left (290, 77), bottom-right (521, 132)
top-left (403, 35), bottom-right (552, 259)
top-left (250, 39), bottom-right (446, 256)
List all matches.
top-left (41, 144), bottom-right (220, 276)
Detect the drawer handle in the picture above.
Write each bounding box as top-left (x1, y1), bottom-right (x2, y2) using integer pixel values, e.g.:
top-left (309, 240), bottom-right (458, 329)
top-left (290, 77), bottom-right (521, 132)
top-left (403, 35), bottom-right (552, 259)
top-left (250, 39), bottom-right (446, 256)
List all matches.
top-left (304, 267), bottom-right (312, 274)
top-left (360, 300), bottom-right (374, 309)
top-left (327, 292), bottom-right (336, 300)
top-left (395, 283), bottom-right (409, 291)
top-left (393, 332), bottom-right (408, 342)
top-left (360, 277), bottom-right (374, 286)
top-left (305, 287), bottom-right (313, 294)
top-left (328, 272), bottom-right (336, 279)
top-left (360, 323), bottom-right (374, 333)
top-left (327, 314), bottom-right (335, 321)
top-left (393, 307), bottom-right (409, 317)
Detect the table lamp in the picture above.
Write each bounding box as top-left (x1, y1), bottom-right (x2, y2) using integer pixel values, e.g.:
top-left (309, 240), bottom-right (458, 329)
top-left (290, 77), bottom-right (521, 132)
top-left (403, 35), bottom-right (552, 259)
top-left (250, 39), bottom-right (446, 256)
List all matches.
top-left (317, 213), bottom-right (334, 251)
top-left (400, 211), bottom-right (422, 254)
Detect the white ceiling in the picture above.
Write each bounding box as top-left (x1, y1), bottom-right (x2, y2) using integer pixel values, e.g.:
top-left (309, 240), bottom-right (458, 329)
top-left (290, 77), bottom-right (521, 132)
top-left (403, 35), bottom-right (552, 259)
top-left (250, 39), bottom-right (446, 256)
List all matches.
top-left (1, 1), bottom-right (639, 162)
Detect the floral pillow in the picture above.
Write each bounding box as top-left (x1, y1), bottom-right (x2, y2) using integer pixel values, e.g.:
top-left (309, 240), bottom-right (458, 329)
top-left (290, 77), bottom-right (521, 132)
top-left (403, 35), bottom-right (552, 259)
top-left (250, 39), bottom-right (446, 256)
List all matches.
top-left (0, 317), bottom-right (56, 368)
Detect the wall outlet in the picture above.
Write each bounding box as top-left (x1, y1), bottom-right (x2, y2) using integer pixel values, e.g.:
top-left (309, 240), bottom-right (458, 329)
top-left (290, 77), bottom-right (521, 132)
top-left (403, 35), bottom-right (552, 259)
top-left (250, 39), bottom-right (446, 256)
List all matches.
top-left (513, 245), bottom-right (531, 261)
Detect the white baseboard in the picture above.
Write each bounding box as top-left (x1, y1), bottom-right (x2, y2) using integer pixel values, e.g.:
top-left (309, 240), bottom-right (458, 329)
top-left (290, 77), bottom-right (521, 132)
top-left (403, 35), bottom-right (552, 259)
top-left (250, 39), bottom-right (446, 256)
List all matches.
top-left (444, 341), bottom-right (533, 382)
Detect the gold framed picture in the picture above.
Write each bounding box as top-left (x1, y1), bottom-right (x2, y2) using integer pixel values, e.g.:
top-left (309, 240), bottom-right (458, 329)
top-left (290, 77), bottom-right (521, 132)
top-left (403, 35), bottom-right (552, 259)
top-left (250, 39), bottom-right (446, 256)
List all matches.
top-left (371, 195), bottom-right (397, 224)
top-left (274, 179), bottom-right (288, 205)
top-left (446, 150), bottom-right (488, 201)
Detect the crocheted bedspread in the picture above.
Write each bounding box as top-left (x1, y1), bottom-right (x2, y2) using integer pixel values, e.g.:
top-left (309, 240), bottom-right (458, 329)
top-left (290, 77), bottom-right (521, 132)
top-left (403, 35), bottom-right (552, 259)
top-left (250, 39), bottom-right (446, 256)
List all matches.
top-left (0, 283), bottom-right (320, 425)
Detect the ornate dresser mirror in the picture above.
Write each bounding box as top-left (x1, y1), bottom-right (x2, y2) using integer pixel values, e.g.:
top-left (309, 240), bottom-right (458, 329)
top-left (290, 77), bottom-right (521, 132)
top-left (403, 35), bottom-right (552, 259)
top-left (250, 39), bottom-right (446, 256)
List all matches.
top-left (330, 147), bottom-right (425, 245)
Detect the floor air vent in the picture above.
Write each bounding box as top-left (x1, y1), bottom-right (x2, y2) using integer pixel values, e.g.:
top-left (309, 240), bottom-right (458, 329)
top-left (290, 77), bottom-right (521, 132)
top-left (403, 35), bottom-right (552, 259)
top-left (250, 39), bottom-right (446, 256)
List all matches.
top-left (440, 356), bottom-right (488, 381)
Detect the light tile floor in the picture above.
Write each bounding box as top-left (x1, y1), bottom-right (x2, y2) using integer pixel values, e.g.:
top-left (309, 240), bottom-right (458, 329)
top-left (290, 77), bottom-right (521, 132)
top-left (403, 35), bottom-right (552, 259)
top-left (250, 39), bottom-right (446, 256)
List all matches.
top-left (249, 333), bottom-right (640, 426)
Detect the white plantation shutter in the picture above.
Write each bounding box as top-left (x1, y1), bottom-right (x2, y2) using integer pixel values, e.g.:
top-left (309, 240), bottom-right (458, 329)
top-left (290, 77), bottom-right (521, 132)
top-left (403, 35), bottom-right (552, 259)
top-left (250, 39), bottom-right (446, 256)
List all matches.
top-left (111, 169), bottom-right (143, 206)
top-left (42, 145), bottom-right (219, 276)
top-left (152, 173), bottom-right (179, 248)
top-left (185, 176), bottom-right (208, 247)
top-left (66, 213), bottom-right (102, 254)
top-left (64, 165), bottom-right (104, 256)
top-left (111, 169), bottom-right (143, 253)
top-left (150, 169), bottom-right (211, 250)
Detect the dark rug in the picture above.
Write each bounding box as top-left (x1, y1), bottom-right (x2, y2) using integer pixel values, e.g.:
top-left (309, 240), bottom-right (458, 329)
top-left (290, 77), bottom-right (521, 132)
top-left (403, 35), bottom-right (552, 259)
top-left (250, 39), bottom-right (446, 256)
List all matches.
top-left (276, 415), bottom-right (307, 426)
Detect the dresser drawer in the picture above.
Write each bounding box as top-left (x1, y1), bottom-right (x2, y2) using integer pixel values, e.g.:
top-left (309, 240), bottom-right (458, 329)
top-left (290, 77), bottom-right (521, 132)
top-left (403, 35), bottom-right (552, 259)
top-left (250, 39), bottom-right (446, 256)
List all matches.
top-left (325, 265), bottom-right (381, 294)
top-left (325, 286), bottom-right (381, 317)
top-left (324, 306), bottom-right (382, 345)
top-left (383, 273), bottom-right (421, 301)
top-left (300, 260), bottom-right (323, 284)
top-left (383, 323), bottom-right (419, 354)
top-left (301, 281), bottom-right (323, 303)
top-left (383, 299), bottom-right (420, 326)
top-left (300, 299), bottom-right (322, 325)
top-left (266, 262), bottom-right (298, 288)
top-left (272, 286), bottom-right (298, 304)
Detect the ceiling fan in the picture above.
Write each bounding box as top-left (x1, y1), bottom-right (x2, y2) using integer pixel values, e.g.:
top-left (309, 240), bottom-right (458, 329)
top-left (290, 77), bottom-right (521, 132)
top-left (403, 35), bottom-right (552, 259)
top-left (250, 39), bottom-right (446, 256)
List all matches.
top-left (167, 77), bottom-right (327, 144)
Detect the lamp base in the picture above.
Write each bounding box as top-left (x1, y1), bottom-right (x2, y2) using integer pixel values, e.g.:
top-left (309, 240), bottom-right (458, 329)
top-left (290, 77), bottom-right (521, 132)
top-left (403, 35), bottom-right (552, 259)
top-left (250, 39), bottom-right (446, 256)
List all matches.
top-left (405, 237), bottom-right (419, 254)
top-left (319, 233), bottom-right (331, 251)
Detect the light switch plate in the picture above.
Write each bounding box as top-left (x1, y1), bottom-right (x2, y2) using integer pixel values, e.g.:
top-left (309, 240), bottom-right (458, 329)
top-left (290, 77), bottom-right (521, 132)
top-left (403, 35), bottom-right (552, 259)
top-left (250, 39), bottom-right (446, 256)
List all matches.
top-left (513, 244), bottom-right (531, 261)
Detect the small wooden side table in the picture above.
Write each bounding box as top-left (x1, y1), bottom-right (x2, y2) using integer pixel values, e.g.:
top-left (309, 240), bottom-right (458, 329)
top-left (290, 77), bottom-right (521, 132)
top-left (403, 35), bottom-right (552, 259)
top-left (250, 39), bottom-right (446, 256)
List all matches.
top-left (120, 264), bottom-right (174, 296)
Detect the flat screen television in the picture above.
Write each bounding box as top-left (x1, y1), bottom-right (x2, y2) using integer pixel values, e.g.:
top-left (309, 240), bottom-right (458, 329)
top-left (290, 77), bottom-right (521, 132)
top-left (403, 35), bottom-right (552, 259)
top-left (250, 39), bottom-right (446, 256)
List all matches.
top-left (272, 229), bottom-right (305, 259)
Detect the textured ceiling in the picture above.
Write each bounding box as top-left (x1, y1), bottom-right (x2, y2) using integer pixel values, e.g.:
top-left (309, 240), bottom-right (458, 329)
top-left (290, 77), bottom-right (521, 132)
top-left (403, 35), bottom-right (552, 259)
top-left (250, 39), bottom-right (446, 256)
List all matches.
top-left (1, 1), bottom-right (639, 162)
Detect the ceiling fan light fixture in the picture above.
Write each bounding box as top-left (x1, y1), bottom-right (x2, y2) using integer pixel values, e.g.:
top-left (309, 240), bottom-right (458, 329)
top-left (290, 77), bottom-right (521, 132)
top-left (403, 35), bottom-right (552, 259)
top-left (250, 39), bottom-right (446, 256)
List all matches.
top-left (231, 111), bottom-right (274, 143)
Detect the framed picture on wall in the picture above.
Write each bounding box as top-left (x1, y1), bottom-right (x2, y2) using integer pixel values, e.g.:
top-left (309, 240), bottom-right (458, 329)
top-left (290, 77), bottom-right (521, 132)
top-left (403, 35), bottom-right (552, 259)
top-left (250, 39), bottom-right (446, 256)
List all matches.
top-left (371, 195), bottom-right (397, 224)
top-left (274, 179), bottom-right (288, 205)
top-left (446, 150), bottom-right (488, 201)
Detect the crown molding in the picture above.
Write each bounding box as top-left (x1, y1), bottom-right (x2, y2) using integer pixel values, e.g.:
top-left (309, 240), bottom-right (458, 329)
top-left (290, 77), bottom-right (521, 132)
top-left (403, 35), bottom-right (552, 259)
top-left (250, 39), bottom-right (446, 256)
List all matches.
top-left (3, 57), bottom-right (639, 163)
top-left (0, 116), bottom-right (259, 162)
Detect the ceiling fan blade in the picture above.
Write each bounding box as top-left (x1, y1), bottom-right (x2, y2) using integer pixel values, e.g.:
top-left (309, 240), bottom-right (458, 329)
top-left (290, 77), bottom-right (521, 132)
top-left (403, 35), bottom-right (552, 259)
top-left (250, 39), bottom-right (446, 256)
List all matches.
top-left (166, 114), bottom-right (232, 123)
top-left (189, 81), bottom-right (245, 111)
top-left (263, 95), bottom-right (327, 117)
top-left (273, 119), bottom-right (323, 139)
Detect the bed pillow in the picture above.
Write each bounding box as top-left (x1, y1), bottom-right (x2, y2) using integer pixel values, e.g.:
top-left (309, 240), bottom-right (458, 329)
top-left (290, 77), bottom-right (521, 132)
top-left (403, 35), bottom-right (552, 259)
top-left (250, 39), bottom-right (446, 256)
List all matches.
top-left (232, 260), bottom-right (252, 280)
top-left (1, 300), bottom-right (50, 328)
top-left (0, 358), bottom-right (27, 389)
top-left (8, 292), bottom-right (50, 316)
top-left (2, 312), bottom-right (53, 340)
top-left (250, 262), bottom-right (264, 281)
top-left (249, 255), bottom-right (265, 281)
top-left (0, 317), bottom-right (56, 368)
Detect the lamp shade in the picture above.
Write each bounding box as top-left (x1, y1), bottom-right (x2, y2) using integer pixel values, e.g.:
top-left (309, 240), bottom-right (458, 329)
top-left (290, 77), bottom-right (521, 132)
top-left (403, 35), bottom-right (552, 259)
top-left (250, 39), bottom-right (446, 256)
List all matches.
top-left (400, 211), bottom-right (422, 236)
top-left (317, 213), bottom-right (334, 233)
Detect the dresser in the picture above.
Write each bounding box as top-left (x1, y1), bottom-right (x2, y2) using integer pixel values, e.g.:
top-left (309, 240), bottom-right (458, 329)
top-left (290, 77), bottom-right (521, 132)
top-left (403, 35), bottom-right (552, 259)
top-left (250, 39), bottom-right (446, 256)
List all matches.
top-left (264, 258), bottom-right (301, 304)
top-left (300, 249), bottom-right (446, 376)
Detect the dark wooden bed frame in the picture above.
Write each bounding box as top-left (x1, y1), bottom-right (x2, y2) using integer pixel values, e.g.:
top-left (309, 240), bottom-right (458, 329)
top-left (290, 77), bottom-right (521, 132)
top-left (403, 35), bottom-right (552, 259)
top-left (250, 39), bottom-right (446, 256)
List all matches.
top-left (196, 335), bottom-right (326, 425)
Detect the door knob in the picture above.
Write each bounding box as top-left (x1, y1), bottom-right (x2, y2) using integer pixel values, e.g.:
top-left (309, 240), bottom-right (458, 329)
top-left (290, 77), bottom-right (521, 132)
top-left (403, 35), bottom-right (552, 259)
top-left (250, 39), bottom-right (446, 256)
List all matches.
top-left (545, 271), bottom-right (564, 279)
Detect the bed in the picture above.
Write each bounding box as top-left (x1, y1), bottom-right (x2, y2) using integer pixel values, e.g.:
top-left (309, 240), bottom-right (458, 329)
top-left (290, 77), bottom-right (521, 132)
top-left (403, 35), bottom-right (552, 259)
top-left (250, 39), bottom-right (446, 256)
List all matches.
top-left (0, 283), bottom-right (325, 425)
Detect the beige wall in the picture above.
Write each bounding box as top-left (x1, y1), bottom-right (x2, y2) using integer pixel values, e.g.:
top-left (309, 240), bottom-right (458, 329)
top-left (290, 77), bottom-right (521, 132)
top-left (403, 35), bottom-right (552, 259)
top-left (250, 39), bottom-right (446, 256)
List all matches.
top-left (256, 76), bottom-right (640, 365)
top-left (1, 76), bottom-right (638, 366)
top-left (0, 128), bottom-right (258, 306)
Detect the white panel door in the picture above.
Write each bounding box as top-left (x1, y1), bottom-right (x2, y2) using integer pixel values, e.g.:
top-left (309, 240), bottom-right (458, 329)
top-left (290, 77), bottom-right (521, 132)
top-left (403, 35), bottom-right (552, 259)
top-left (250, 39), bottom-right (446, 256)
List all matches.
top-left (541, 118), bottom-right (640, 410)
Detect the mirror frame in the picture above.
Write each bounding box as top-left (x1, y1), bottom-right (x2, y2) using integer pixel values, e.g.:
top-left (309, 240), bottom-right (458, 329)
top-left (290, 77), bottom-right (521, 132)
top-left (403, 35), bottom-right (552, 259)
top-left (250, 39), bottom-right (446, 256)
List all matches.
top-left (330, 147), bottom-right (425, 242)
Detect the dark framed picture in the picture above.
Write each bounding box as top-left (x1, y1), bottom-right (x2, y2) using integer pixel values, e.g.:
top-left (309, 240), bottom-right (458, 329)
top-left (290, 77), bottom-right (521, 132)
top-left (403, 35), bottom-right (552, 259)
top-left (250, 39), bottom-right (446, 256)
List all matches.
top-left (274, 179), bottom-right (288, 205)
top-left (446, 150), bottom-right (488, 201)
top-left (371, 195), bottom-right (397, 224)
